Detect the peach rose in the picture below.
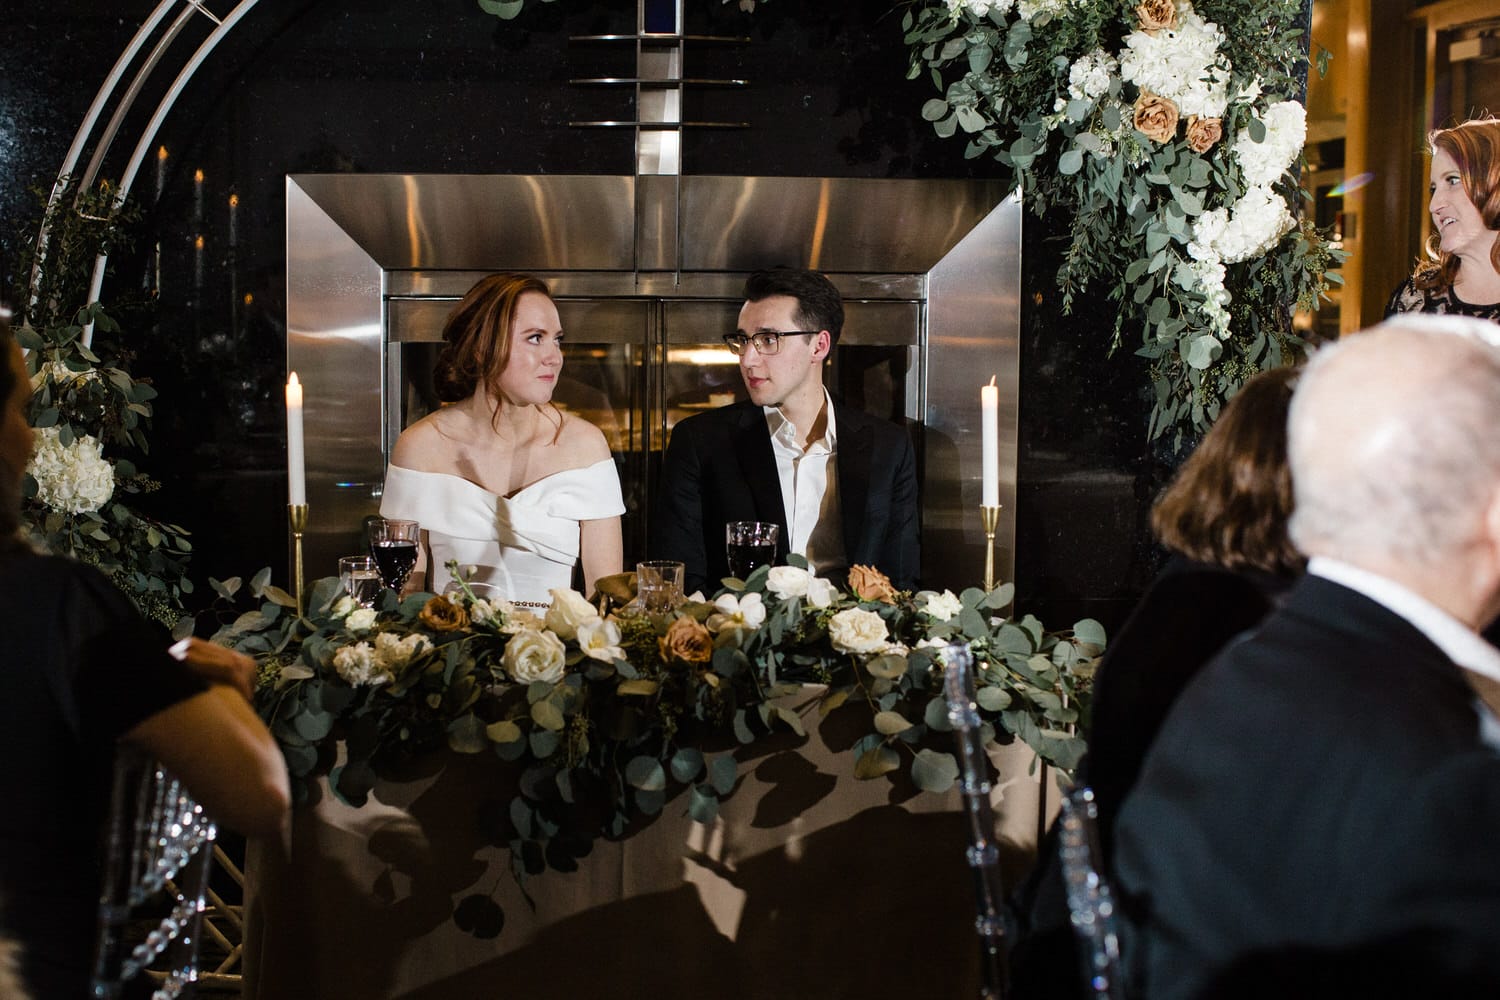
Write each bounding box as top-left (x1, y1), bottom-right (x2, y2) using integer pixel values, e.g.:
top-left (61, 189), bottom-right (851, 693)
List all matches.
top-left (419, 595), bottom-right (469, 632)
top-left (658, 615), bottom-right (714, 665)
top-left (1136, 0), bottom-right (1175, 31)
top-left (1186, 115), bottom-right (1223, 154)
top-left (848, 564), bottom-right (898, 603)
top-left (1133, 92), bottom-right (1180, 144)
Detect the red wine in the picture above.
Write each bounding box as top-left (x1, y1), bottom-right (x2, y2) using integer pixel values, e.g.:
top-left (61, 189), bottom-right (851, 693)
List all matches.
top-left (371, 539), bottom-right (418, 591)
top-left (727, 542), bottom-right (775, 579)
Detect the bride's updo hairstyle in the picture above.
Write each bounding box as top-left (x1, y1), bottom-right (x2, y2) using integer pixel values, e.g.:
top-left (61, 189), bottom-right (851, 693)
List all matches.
top-left (433, 272), bottom-right (554, 405)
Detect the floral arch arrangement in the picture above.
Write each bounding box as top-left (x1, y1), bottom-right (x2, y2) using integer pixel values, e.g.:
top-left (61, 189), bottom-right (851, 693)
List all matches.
top-left (906, 0), bottom-right (1340, 444)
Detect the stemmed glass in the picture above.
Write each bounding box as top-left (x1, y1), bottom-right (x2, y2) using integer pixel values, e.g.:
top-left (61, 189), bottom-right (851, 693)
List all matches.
top-left (726, 521), bottom-right (779, 578)
top-left (366, 518), bottom-right (420, 593)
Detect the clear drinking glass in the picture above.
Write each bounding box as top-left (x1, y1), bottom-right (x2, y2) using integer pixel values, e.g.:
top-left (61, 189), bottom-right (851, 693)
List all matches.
top-left (636, 560), bottom-right (685, 613)
top-left (725, 521), bottom-right (779, 579)
top-left (366, 518), bottom-right (420, 592)
top-left (339, 556), bottom-right (381, 607)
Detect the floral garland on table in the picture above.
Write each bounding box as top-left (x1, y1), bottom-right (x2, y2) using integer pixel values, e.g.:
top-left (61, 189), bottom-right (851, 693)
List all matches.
top-left (907, 0), bottom-right (1342, 445)
top-left (12, 181), bottom-right (194, 627)
top-left (224, 559), bottom-right (1101, 930)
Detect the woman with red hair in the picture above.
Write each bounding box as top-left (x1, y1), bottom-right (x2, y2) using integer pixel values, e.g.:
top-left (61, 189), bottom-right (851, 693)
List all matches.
top-left (1387, 116), bottom-right (1500, 321)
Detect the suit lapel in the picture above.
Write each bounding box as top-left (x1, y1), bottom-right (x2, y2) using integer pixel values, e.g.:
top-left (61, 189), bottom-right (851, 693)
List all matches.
top-left (836, 406), bottom-right (873, 560)
top-left (730, 405), bottom-right (789, 557)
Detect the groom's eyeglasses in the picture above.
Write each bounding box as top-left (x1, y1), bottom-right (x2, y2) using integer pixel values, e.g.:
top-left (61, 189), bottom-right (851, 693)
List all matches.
top-left (721, 331), bottom-right (819, 356)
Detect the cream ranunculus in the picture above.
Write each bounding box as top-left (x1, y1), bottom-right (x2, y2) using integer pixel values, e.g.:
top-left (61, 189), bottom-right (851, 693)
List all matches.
top-left (504, 628), bottom-right (567, 684)
top-left (545, 588), bottom-right (599, 641)
top-left (765, 566), bottom-right (812, 600)
top-left (828, 607), bottom-right (891, 655)
top-left (345, 608), bottom-right (378, 632)
top-left (923, 589), bottom-right (965, 621)
top-left (577, 618), bottom-right (626, 663)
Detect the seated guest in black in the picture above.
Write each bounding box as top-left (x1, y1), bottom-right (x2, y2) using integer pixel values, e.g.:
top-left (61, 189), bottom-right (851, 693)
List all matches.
top-left (650, 268), bottom-right (919, 596)
top-left (1006, 366), bottom-right (1301, 998)
top-left (1114, 316), bottom-right (1500, 998)
top-left (0, 313), bottom-right (290, 999)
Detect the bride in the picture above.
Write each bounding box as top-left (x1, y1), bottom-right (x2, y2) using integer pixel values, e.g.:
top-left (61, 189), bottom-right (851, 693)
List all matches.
top-left (379, 273), bottom-right (624, 606)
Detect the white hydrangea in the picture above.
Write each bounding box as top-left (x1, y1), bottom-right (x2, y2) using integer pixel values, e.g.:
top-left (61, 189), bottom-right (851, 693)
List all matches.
top-left (1190, 185), bottom-right (1295, 265)
top-left (1233, 100), bottom-right (1306, 188)
top-left (1118, 4), bottom-right (1231, 118)
top-left (1067, 49), bottom-right (1118, 104)
top-left (1016, 0), bottom-right (1069, 20)
top-left (948, 0), bottom-right (1014, 16)
top-left (26, 426), bottom-right (115, 514)
top-left (1175, 258), bottom-right (1233, 339)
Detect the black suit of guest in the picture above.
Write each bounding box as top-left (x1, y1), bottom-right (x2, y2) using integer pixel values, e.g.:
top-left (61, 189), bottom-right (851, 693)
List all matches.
top-left (1113, 573), bottom-right (1500, 999)
top-left (650, 400), bottom-right (919, 596)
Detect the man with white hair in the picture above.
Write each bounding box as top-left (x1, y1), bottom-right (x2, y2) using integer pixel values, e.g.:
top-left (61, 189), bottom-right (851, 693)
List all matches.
top-left (1111, 316), bottom-right (1500, 998)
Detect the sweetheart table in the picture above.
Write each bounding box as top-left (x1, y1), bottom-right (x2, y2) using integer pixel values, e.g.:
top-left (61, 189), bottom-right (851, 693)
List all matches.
top-left (242, 689), bottom-right (1052, 1000)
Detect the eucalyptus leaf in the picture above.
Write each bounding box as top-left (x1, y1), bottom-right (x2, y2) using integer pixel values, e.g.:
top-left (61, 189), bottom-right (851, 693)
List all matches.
top-left (854, 744), bottom-right (901, 780)
top-left (625, 756), bottom-right (666, 792)
top-left (911, 749), bottom-right (960, 793)
top-left (671, 747), bottom-right (705, 784)
top-left (874, 710), bottom-right (914, 736)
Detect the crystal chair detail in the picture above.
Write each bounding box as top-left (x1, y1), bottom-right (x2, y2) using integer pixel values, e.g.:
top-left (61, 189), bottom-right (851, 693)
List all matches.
top-left (1058, 786), bottom-right (1124, 1000)
top-left (942, 641), bottom-right (1010, 1000)
top-left (92, 748), bottom-right (218, 999)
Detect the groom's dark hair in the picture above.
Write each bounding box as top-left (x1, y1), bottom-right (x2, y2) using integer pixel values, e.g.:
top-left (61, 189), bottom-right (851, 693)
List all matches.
top-left (743, 268), bottom-right (844, 349)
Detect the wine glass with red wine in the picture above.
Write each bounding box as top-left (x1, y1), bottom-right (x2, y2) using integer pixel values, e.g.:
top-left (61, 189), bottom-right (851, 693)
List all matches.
top-left (725, 521), bottom-right (779, 579)
top-left (367, 518), bottom-right (420, 593)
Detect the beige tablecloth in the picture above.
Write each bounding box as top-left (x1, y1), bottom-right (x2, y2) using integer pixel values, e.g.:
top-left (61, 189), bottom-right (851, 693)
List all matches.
top-left (244, 690), bottom-right (1052, 1000)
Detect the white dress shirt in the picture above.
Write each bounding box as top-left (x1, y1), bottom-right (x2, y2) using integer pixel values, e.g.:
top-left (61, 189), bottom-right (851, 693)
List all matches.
top-left (764, 388), bottom-right (846, 576)
top-left (1309, 556), bottom-right (1500, 748)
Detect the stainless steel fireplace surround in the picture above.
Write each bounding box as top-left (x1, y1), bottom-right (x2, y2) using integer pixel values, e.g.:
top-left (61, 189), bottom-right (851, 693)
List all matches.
top-left (286, 173), bottom-right (1020, 591)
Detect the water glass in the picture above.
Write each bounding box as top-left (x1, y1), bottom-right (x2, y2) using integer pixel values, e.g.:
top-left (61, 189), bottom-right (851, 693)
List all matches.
top-left (636, 560), bottom-right (685, 613)
top-left (725, 521), bottom-right (779, 579)
top-left (339, 556), bottom-right (380, 607)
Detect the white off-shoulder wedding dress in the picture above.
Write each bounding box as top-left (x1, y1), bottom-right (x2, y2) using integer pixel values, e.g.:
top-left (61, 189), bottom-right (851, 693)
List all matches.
top-left (379, 458), bottom-right (625, 605)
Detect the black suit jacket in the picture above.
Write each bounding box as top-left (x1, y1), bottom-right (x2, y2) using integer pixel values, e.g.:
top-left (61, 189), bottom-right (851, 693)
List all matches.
top-left (1112, 574), bottom-right (1500, 998)
top-left (649, 400), bottom-right (919, 595)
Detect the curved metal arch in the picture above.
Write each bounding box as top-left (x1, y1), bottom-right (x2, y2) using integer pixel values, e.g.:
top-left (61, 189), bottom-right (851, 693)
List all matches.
top-left (30, 0), bottom-right (259, 346)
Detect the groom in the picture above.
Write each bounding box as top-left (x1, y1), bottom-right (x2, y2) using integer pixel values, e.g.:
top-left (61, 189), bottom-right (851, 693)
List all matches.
top-left (650, 268), bottom-right (919, 596)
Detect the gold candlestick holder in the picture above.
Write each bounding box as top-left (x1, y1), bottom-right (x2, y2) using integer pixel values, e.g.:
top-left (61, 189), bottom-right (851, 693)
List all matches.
top-left (288, 503), bottom-right (309, 616)
top-left (980, 504), bottom-right (1001, 592)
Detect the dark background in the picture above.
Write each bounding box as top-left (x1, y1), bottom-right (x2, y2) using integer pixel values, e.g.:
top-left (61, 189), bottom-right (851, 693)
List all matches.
top-left (3, 0), bottom-right (1169, 631)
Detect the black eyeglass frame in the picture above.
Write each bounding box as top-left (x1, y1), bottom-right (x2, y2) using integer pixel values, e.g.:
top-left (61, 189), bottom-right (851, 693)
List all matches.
top-left (720, 330), bottom-right (821, 356)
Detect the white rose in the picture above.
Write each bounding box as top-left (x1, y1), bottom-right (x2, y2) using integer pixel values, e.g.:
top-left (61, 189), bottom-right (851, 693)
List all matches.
top-left (805, 577), bottom-right (838, 609)
top-left (330, 595), bottom-right (357, 619)
top-left (828, 607), bottom-right (891, 655)
top-left (545, 588), bottom-right (599, 641)
top-left (923, 589), bottom-right (965, 621)
top-left (504, 628), bottom-right (567, 684)
top-left (332, 641), bottom-right (389, 687)
top-left (766, 566), bottom-right (812, 600)
top-left (345, 608), bottom-right (378, 632)
top-left (708, 592), bottom-right (767, 633)
top-left (577, 618), bottom-right (626, 662)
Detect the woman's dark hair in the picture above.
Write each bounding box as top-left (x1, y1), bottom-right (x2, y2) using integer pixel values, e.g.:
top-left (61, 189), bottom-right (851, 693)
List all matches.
top-left (743, 268), bottom-right (845, 348)
top-left (1151, 365), bottom-right (1303, 576)
top-left (1, 307), bottom-right (23, 550)
top-left (1413, 117), bottom-right (1500, 293)
top-left (432, 273), bottom-right (555, 405)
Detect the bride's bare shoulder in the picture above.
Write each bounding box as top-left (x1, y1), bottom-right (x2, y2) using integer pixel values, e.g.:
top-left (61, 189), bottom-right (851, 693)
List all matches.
top-left (392, 410), bottom-right (463, 469)
top-left (554, 409), bottom-right (612, 464)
